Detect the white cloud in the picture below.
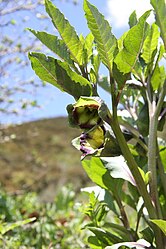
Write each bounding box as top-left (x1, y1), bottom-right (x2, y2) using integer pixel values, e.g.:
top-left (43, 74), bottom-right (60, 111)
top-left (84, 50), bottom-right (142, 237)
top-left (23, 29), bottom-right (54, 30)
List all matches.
top-left (106, 0), bottom-right (153, 29)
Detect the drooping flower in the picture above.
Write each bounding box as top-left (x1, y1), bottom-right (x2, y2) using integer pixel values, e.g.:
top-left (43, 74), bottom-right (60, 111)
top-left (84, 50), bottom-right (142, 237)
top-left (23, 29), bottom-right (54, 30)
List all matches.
top-left (67, 97), bottom-right (102, 129)
top-left (67, 96), bottom-right (121, 158)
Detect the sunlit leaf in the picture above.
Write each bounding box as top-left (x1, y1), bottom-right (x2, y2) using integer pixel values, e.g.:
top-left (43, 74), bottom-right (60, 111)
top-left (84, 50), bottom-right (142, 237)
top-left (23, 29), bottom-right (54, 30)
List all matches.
top-left (92, 54), bottom-right (101, 79)
top-left (117, 31), bottom-right (128, 52)
top-left (29, 29), bottom-right (75, 68)
top-left (28, 52), bottom-right (92, 99)
top-left (151, 64), bottom-right (166, 90)
top-left (112, 62), bottom-right (130, 88)
top-left (45, 0), bottom-right (84, 65)
top-left (84, 0), bottom-right (117, 71)
top-left (82, 157), bottom-right (111, 190)
top-left (84, 32), bottom-right (94, 62)
top-left (151, 0), bottom-right (166, 49)
top-left (114, 11), bottom-right (151, 74)
top-left (88, 235), bottom-right (103, 249)
top-left (150, 219), bottom-right (166, 236)
top-left (141, 23), bottom-right (160, 64)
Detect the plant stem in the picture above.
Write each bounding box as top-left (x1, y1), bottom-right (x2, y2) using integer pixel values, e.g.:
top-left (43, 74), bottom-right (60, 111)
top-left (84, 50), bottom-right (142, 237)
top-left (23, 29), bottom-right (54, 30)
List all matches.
top-left (110, 114), bottom-right (156, 219)
top-left (114, 194), bottom-right (136, 241)
top-left (147, 80), bottom-right (166, 218)
top-left (147, 108), bottom-right (162, 218)
top-left (109, 75), bottom-right (156, 218)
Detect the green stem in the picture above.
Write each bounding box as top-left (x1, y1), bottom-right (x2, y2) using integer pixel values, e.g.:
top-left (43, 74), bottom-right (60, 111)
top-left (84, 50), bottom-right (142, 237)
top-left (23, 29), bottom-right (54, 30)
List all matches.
top-left (110, 114), bottom-right (156, 219)
top-left (146, 79), bottom-right (166, 248)
top-left (109, 74), bottom-right (156, 218)
top-left (147, 80), bottom-right (166, 218)
top-left (148, 109), bottom-right (162, 218)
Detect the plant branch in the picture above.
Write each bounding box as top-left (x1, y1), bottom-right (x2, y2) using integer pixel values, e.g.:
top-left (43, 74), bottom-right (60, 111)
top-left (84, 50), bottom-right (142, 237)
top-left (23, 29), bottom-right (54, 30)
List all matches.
top-left (147, 80), bottom-right (166, 218)
top-left (110, 115), bottom-right (156, 218)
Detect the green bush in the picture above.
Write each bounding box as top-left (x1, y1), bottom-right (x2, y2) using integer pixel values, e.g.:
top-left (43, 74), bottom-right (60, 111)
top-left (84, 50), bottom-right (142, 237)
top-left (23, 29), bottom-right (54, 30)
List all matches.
top-left (0, 185), bottom-right (89, 248)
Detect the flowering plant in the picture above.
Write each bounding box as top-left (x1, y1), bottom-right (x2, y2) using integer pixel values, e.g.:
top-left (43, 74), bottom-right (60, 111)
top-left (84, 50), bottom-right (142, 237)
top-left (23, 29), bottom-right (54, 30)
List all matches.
top-left (29, 0), bottom-right (166, 248)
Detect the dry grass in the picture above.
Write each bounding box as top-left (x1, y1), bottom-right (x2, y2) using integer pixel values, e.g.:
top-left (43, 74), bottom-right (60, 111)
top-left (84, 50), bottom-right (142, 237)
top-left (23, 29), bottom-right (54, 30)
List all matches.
top-left (0, 117), bottom-right (88, 201)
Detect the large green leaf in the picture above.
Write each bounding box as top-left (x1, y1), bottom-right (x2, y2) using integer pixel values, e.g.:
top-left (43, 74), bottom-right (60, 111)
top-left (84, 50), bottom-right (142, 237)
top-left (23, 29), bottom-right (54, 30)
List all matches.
top-left (29, 29), bottom-right (75, 68)
top-left (82, 157), bottom-right (112, 190)
top-left (84, 0), bottom-right (117, 71)
top-left (45, 0), bottom-right (84, 65)
top-left (150, 219), bottom-right (166, 236)
top-left (141, 23), bottom-right (160, 64)
top-left (114, 11), bottom-right (151, 74)
top-left (28, 52), bottom-right (92, 99)
top-left (82, 157), bottom-right (123, 191)
top-left (151, 0), bottom-right (166, 49)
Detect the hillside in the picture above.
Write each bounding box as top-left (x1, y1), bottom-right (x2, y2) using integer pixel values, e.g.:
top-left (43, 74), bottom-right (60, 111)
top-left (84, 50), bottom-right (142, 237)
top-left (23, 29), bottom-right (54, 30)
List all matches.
top-left (0, 117), bottom-right (88, 201)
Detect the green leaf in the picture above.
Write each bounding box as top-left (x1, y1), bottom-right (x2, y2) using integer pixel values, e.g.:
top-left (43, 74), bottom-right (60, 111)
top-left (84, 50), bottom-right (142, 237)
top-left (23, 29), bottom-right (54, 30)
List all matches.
top-left (84, 32), bottom-right (94, 62)
top-left (89, 227), bottom-right (122, 246)
top-left (114, 11), bottom-right (151, 74)
top-left (112, 62), bottom-right (130, 88)
top-left (92, 54), bottom-right (101, 76)
top-left (128, 11), bottom-right (138, 28)
top-left (81, 186), bottom-right (118, 214)
top-left (88, 235), bottom-right (103, 249)
top-left (141, 23), bottom-right (160, 64)
top-left (84, 0), bottom-right (117, 71)
top-left (103, 223), bottom-right (132, 241)
top-left (150, 219), bottom-right (166, 235)
top-left (0, 218), bottom-right (36, 235)
top-left (82, 157), bottom-right (122, 191)
top-left (151, 64), bottom-right (166, 90)
top-left (151, 0), bottom-right (166, 49)
top-left (28, 52), bottom-right (92, 99)
top-left (140, 227), bottom-right (154, 244)
top-left (90, 68), bottom-right (97, 83)
top-left (82, 157), bottom-right (112, 190)
top-left (29, 29), bottom-right (75, 68)
top-left (45, 0), bottom-right (84, 65)
top-left (117, 31), bottom-right (128, 52)
top-left (101, 156), bottom-right (136, 186)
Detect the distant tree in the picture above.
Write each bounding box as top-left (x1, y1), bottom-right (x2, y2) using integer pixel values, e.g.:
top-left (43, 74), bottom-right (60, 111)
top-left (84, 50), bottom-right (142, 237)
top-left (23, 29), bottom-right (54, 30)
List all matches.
top-left (0, 0), bottom-right (77, 121)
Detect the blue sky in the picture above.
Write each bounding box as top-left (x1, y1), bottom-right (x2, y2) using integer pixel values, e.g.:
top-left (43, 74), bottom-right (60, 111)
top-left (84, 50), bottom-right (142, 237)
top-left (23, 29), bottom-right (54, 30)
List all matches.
top-left (2, 0), bottom-right (152, 124)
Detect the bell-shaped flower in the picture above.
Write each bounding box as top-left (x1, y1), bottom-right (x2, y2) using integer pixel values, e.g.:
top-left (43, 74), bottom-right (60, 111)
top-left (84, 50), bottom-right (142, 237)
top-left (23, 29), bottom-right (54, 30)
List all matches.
top-left (67, 97), bottom-right (103, 129)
